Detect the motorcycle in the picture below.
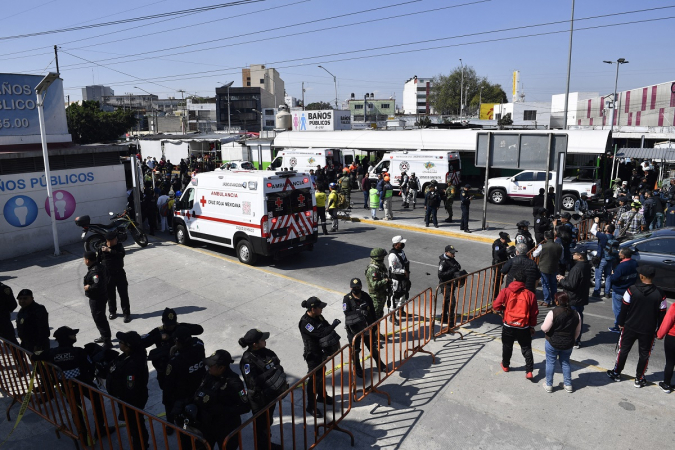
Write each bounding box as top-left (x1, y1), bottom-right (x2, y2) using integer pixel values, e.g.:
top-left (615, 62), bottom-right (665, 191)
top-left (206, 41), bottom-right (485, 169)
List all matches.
top-left (75, 209), bottom-right (148, 252)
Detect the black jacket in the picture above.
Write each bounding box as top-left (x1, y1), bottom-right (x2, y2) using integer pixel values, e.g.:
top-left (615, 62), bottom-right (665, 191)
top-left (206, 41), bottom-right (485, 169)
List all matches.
top-left (193, 370), bottom-right (251, 441)
top-left (99, 242), bottom-right (126, 273)
top-left (491, 239), bottom-right (508, 265)
top-left (558, 260), bottom-right (591, 306)
top-left (425, 190), bottom-right (441, 208)
top-left (618, 282), bottom-right (667, 334)
top-left (84, 263), bottom-right (108, 301)
top-left (240, 348), bottom-right (287, 411)
top-left (164, 338), bottom-right (206, 407)
top-left (33, 343), bottom-right (96, 384)
top-left (0, 283), bottom-right (17, 342)
top-left (531, 194), bottom-right (545, 216)
top-left (299, 313), bottom-right (340, 362)
top-left (343, 291), bottom-right (377, 336)
top-left (515, 230), bottom-right (535, 252)
top-left (438, 254), bottom-right (461, 284)
top-left (460, 190), bottom-right (471, 207)
top-left (16, 301), bottom-right (50, 353)
top-left (106, 349), bottom-right (149, 408)
top-left (501, 255), bottom-right (540, 294)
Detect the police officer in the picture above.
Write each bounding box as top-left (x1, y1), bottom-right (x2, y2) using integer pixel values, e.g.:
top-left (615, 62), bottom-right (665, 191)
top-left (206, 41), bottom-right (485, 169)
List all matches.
top-left (460, 184), bottom-right (473, 233)
top-left (164, 326), bottom-right (206, 433)
top-left (15, 289), bottom-right (50, 353)
top-left (406, 172), bottom-right (421, 209)
top-left (299, 297), bottom-right (341, 417)
top-left (438, 245), bottom-right (462, 327)
top-left (107, 331), bottom-right (149, 449)
top-left (424, 181), bottom-right (441, 228)
top-left (338, 167), bottom-right (351, 207)
top-left (343, 278), bottom-right (386, 378)
top-left (33, 327), bottom-right (110, 437)
top-left (515, 220), bottom-right (535, 252)
top-left (491, 233), bottom-right (511, 297)
top-left (533, 208), bottom-right (552, 244)
top-left (388, 236), bottom-right (410, 319)
top-left (365, 248), bottom-right (391, 320)
top-left (444, 184), bottom-right (457, 222)
top-left (0, 281), bottom-right (18, 345)
top-left (188, 350), bottom-right (250, 450)
top-left (239, 329), bottom-right (287, 450)
top-left (400, 171), bottom-right (410, 208)
top-left (83, 251), bottom-right (112, 348)
top-left (99, 231), bottom-right (131, 322)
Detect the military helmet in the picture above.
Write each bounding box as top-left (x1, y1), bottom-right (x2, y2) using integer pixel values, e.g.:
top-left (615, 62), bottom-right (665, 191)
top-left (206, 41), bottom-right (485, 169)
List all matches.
top-left (517, 220), bottom-right (530, 229)
top-left (370, 247), bottom-right (387, 260)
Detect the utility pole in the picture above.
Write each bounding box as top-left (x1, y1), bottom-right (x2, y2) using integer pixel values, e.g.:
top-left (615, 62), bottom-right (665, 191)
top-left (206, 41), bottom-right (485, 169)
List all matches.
top-left (562, 0), bottom-right (575, 130)
top-left (459, 58), bottom-right (464, 117)
top-left (479, 86), bottom-right (483, 118)
top-left (54, 45), bottom-right (60, 75)
top-left (178, 89), bottom-right (186, 134)
top-left (302, 82), bottom-right (306, 111)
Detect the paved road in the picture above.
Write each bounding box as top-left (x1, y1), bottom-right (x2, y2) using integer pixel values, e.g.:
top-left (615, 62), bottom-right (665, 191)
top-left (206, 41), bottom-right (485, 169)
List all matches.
top-left (0, 219), bottom-right (672, 449)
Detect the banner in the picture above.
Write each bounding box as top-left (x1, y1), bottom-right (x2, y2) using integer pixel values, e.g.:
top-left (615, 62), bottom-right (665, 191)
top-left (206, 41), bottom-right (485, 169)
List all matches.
top-left (479, 103), bottom-right (498, 120)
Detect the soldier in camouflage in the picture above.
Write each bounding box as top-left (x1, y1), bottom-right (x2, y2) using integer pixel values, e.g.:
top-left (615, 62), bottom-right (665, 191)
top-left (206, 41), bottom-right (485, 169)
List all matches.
top-left (365, 248), bottom-right (391, 319)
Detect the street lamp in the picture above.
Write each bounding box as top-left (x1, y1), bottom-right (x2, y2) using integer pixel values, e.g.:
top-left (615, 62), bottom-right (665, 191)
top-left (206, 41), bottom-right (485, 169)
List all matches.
top-left (318, 65), bottom-right (338, 109)
top-left (253, 108), bottom-right (264, 133)
top-left (603, 58), bottom-right (629, 134)
top-left (134, 86), bottom-right (156, 134)
top-left (218, 81), bottom-right (234, 133)
top-left (35, 72), bottom-right (61, 256)
top-left (459, 59), bottom-right (464, 117)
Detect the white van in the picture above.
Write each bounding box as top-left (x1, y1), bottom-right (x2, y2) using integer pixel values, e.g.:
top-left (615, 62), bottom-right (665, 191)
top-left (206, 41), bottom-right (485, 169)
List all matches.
top-left (173, 170), bottom-right (317, 264)
top-left (368, 151), bottom-right (462, 190)
top-left (269, 148), bottom-right (361, 173)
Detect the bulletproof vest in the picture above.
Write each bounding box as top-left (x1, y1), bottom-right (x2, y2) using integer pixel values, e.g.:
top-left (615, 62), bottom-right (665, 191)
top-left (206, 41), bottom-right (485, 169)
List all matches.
top-left (344, 295), bottom-right (369, 327)
top-left (50, 346), bottom-right (84, 380)
top-left (319, 329), bottom-right (340, 351)
top-left (246, 351), bottom-right (287, 396)
top-left (388, 249), bottom-right (410, 277)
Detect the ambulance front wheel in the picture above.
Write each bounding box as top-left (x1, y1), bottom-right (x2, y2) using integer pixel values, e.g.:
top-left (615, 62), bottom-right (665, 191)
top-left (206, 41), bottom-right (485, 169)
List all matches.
top-left (175, 225), bottom-right (190, 246)
top-left (236, 239), bottom-right (257, 265)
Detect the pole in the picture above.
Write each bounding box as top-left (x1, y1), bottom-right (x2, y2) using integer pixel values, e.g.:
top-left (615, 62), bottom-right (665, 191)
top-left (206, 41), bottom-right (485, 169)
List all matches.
top-left (302, 82), bottom-right (305, 111)
top-left (555, 151), bottom-right (566, 215)
top-left (610, 61), bottom-right (619, 136)
top-left (54, 45), bottom-right (60, 75)
top-left (333, 75), bottom-right (338, 109)
top-left (130, 155), bottom-right (143, 226)
top-left (479, 86), bottom-right (482, 119)
top-left (258, 144), bottom-right (263, 169)
top-left (544, 133), bottom-right (553, 211)
top-left (227, 85), bottom-right (231, 133)
top-left (481, 132), bottom-right (492, 230)
top-left (459, 59), bottom-right (464, 117)
top-left (562, 0), bottom-right (575, 130)
top-left (37, 90), bottom-right (60, 256)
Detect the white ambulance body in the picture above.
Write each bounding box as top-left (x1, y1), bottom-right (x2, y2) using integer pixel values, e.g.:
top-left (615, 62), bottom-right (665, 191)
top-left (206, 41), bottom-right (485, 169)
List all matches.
top-left (269, 148), bottom-right (362, 173)
top-left (368, 150), bottom-right (462, 190)
top-left (173, 170), bottom-right (317, 264)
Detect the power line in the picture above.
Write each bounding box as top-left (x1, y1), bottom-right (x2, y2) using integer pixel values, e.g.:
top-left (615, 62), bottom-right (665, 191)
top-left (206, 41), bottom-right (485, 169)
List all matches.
top-left (0, 0), bottom-right (264, 41)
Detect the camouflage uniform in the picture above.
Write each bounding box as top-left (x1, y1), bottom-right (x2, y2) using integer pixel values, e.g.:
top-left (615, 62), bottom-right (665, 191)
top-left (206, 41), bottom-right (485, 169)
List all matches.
top-left (365, 248), bottom-right (390, 319)
top-left (444, 185), bottom-right (457, 221)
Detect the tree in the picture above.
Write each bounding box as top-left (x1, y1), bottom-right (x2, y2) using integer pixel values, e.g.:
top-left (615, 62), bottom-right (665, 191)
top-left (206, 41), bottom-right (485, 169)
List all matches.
top-left (415, 116), bottom-right (432, 128)
top-left (305, 101), bottom-right (333, 110)
top-left (429, 66), bottom-right (507, 116)
top-left (66, 101), bottom-right (138, 144)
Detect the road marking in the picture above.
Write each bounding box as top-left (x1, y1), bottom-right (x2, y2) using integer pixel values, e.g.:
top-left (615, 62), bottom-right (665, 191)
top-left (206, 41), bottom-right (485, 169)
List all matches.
top-left (347, 217), bottom-right (494, 244)
top-left (409, 260), bottom-right (438, 267)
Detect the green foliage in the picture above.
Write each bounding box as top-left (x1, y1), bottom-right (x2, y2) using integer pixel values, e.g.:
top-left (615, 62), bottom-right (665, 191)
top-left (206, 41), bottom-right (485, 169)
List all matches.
top-left (305, 101), bottom-right (333, 110)
top-left (415, 116), bottom-right (432, 128)
top-left (66, 101), bottom-right (138, 144)
top-left (429, 66), bottom-right (507, 115)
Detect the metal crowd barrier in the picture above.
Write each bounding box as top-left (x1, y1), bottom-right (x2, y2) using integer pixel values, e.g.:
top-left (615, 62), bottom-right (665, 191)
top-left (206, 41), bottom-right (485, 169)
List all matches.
top-left (222, 345), bottom-right (354, 450)
top-left (0, 338), bottom-right (211, 450)
top-left (351, 288), bottom-right (435, 404)
top-left (433, 262), bottom-right (506, 339)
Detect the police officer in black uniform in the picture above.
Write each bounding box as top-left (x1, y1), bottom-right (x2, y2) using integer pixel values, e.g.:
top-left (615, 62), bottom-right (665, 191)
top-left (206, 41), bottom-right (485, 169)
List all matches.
top-left (83, 251), bottom-right (112, 348)
top-left (239, 329), bottom-right (287, 450)
top-left (491, 233), bottom-right (511, 297)
top-left (99, 231), bottom-right (131, 322)
top-left (0, 282), bottom-right (18, 345)
top-left (106, 331), bottom-right (149, 449)
top-left (438, 246), bottom-right (462, 327)
top-left (299, 297), bottom-right (341, 417)
top-left (515, 220), bottom-right (535, 252)
top-left (460, 184), bottom-right (473, 233)
top-left (33, 326), bottom-right (111, 437)
top-left (343, 278), bottom-right (386, 378)
top-left (533, 208), bottom-right (552, 245)
top-left (192, 350), bottom-right (251, 450)
top-left (15, 289), bottom-right (50, 353)
top-left (163, 326), bottom-right (206, 434)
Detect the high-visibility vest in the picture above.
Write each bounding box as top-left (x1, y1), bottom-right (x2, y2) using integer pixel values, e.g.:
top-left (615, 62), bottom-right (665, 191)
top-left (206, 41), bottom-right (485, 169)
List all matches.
top-left (369, 189), bottom-right (380, 208)
top-left (383, 183), bottom-right (393, 199)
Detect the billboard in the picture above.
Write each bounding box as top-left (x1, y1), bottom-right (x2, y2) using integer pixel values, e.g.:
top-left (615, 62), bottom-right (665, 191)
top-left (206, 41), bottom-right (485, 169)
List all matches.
top-left (0, 73), bottom-right (70, 143)
top-left (475, 132), bottom-right (567, 170)
top-left (479, 103), bottom-right (498, 120)
top-left (291, 110), bottom-right (351, 131)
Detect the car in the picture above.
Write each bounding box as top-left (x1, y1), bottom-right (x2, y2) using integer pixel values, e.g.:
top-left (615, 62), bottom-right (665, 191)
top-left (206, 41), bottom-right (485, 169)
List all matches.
top-left (573, 227), bottom-right (675, 292)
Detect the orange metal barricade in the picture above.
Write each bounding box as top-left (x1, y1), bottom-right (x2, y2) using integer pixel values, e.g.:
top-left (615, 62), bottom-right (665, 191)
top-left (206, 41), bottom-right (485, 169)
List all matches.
top-left (433, 262), bottom-right (506, 339)
top-left (351, 288), bottom-right (435, 404)
top-left (222, 344), bottom-right (354, 450)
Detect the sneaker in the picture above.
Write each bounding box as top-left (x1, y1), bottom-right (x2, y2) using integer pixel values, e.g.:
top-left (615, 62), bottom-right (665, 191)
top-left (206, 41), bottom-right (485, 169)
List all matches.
top-left (606, 370), bottom-right (621, 382)
top-left (634, 378), bottom-right (647, 388)
top-left (604, 293), bottom-right (612, 299)
top-left (543, 383), bottom-right (553, 393)
top-left (659, 382), bottom-right (672, 393)
top-left (108, 313), bottom-right (117, 320)
top-left (592, 291), bottom-right (600, 297)
top-left (608, 326), bottom-right (621, 333)
top-left (525, 372), bottom-right (533, 380)
top-left (564, 384), bottom-right (574, 393)
top-left (500, 362), bottom-right (509, 372)
top-left (574, 341), bottom-right (581, 349)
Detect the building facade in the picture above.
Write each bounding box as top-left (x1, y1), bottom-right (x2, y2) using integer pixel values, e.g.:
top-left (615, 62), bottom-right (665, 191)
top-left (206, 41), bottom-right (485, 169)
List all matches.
top-left (82, 85), bottom-right (114, 103)
top-left (242, 64), bottom-right (285, 109)
top-left (403, 76), bottom-right (435, 115)
top-left (492, 102), bottom-right (551, 127)
top-left (550, 92), bottom-right (599, 129)
top-left (348, 98), bottom-right (395, 123)
top-left (215, 87), bottom-right (276, 132)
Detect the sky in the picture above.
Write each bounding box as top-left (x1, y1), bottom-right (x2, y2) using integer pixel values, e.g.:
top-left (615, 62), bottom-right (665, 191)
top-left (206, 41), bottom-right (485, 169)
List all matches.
top-left (2, 0), bottom-right (674, 109)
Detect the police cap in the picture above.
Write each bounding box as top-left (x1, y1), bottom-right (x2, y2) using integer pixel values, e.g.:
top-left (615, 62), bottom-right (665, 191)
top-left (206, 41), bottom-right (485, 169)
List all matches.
top-left (517, 220), bottom-right (530, 228)
top-left (173, 325), bottom-right (192, 344)
top-left (204, 349), bottom-right (233, 367)
top-left (302, 296), bottom-right (327, 309)
top-left (162, 307), bottom-right (178, 325)
top-left (241, 328), bottom-right (270, 345)
top-left (350, 278), bottom-right (362, 289)
top-left (116, 331), bottom-right (142, 348)
top-left (464, 184), bottom-right (471, 189)
top-left (53, 326), bottom-right (79, 343)
top-left (499, 232), bottom-right (511, 243)
top-left (445, 245), bottom-right (458, 254)
top-left (105, 231), bottom-right (117, 240)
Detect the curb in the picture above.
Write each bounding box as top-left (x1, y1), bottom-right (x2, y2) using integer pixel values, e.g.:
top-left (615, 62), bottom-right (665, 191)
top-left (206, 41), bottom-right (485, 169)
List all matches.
top-left (346, 216), bottom-right (496, 244)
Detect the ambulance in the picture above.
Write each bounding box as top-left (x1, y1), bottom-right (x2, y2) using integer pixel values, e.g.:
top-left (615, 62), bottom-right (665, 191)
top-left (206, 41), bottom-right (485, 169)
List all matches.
top-left (268, 148), bottom-right (363, 173)
top-left (367, 150), bottom-right (462, 191)
top-left (173, 170), bottom-right (318, 265)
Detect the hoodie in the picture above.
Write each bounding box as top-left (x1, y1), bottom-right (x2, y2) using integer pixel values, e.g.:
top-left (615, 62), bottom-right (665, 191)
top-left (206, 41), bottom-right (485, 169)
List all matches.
top-left (492, 280), bottom-right (539, 328)
top-left (618, 282), bottom-right (667, 334)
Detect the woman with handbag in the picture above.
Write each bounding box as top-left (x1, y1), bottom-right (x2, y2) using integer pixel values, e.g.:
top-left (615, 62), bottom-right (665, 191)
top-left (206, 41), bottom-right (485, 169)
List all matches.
top-left (540, 292), bottom-right (581, 393)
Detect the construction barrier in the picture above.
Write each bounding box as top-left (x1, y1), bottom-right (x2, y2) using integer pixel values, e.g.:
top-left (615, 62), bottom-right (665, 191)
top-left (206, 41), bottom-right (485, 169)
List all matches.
top-left (222, 344), bottom-right (354, 450)
top-left (0, 338), bottom-right (211, 450)
top-left (351, 288), bottom-right (435, 404)
top-left (433, 262), bottom-right (506, 339)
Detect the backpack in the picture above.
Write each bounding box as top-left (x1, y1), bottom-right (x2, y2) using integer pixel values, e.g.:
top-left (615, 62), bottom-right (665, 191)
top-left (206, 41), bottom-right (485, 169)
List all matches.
top-left (604, 237), bottom-right (619, 261)
top-left (502, 289), bottom-right (532, 328)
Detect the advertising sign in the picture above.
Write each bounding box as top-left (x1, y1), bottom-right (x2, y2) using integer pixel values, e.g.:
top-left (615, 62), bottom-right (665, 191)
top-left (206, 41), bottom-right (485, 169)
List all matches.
top-left (291, 110), bottom-right (351, 131)
top-left (479, 103), bottom-right (498, 120)
top-left (0, 73), bottom-right (70, 142)
top-left (475, 132), bottom-right (567, 170)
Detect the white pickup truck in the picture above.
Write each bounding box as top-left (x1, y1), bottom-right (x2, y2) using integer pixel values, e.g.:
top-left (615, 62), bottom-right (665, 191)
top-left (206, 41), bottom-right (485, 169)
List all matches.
top-left (486, 170), bottom-right (600, 211)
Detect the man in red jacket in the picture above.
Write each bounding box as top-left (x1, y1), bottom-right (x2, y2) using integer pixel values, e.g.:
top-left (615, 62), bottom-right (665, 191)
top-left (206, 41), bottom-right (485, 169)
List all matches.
top-left (493, 270), bottom-right (539, 379)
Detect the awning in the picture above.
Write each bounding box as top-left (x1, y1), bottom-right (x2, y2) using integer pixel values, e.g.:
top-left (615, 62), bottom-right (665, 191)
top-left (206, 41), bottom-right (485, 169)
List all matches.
top-left (615, 147), bottom-right (675, 161)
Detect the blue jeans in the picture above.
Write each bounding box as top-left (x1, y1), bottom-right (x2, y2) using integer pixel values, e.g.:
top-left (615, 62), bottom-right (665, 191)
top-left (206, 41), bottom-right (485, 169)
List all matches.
top-left (650, 213), bottom-right (664, 230)
top-left (541, 273), bottom-right (557, 305)
top-left (571, 305), bottom-right (584, 343)
top-left (425, 207), bottom-right (438, 226)
top-left (371, 208), bottom-right (378, 219)
top-left (545, 340), bottom-right (573, 387)
top-left (594, 258), bottom-right (611, 294)
top-left (363, 190), bottom-right (369, 208)
top-left (611, 292), bottom-right (623, 327)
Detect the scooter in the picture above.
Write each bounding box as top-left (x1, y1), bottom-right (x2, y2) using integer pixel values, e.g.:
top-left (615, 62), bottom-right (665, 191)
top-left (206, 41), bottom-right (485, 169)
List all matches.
top-left (75, 209), bottom-right (148, 252)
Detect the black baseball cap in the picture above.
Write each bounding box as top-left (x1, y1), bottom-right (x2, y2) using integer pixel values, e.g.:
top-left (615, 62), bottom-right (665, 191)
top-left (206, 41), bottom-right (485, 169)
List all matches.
top-left (53, 326), bottom-right (79, 343)
top-left (499, 232), bottom-right (511, 242)
top-left (204, 349), bottom-right (233, 366)
top-left (350, 278), bottom-right (362, 288)
top-left (116, 331), bottom-right (142, 348)
top-left (105, 231), bottom-right (117, 240)
top-left (241, 328), bottom-right (270, 345)
top-left (561, 212), bottom-right (572, 219)
top-left (173, 326), bottom-right (192, 343)
top-left (637, 265), bottom-right (656, 278)
top-left (464, 184), bottom-right (471, 188)
top-left (162, 307), bottom-right (178, 325)
top-left (17, 289), bottom-right (33, 297)
top-left (445, 245), bottom-right (458, 253)
top-left (303, 296), bottom-right (327, 309)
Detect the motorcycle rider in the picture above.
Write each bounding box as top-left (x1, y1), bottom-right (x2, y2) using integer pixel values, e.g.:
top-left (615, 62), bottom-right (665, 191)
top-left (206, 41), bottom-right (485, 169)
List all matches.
top-left (515, 220), bottom-right (536, 252)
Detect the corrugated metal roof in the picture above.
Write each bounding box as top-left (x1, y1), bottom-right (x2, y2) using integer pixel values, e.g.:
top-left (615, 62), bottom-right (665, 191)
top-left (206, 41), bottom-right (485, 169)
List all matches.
top-left (615, 148), bottom-right (675, 161)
